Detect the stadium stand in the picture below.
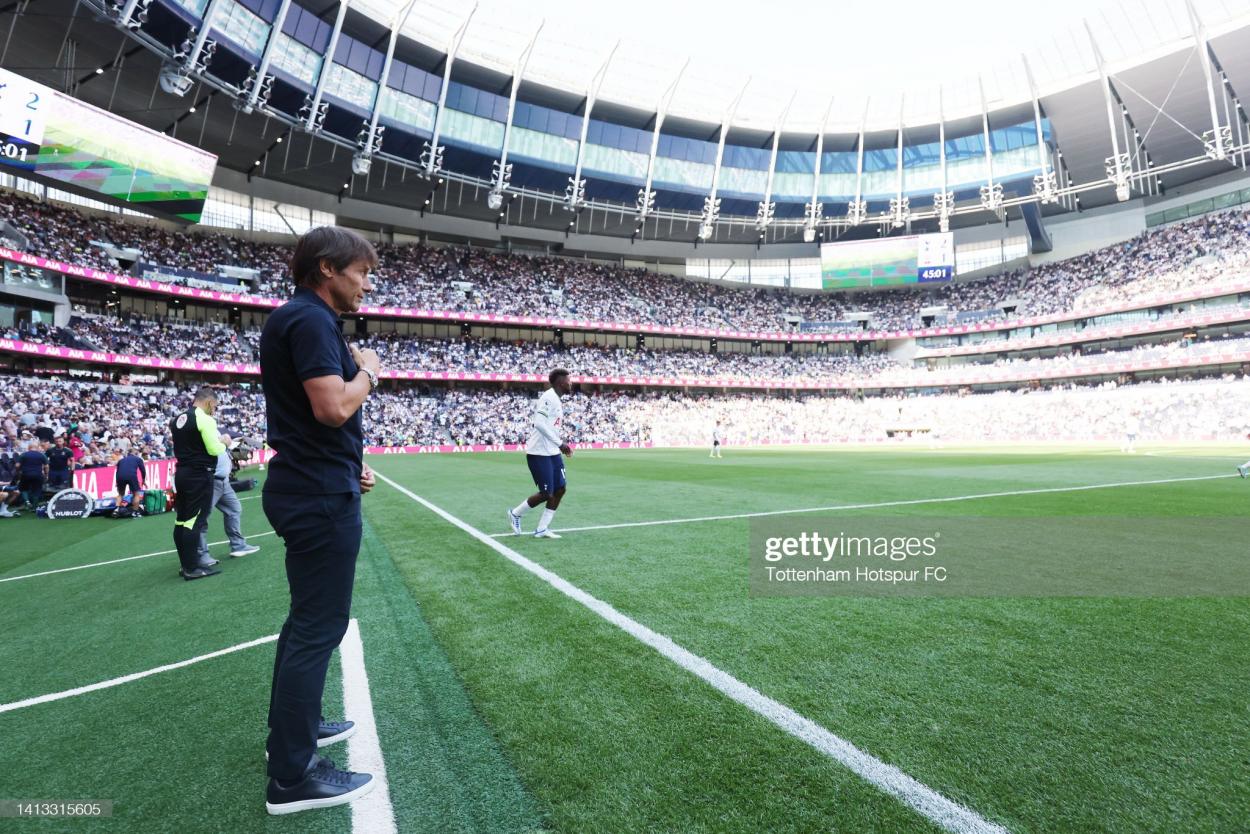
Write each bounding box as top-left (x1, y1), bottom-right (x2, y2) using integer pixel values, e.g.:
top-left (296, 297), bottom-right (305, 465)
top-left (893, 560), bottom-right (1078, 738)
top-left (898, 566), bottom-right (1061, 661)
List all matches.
top-left (4, 190), bottom-right (1250, 333)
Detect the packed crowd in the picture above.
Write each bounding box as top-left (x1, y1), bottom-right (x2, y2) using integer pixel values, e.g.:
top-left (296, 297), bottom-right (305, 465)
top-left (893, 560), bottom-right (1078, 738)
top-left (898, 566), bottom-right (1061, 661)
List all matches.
top-left (62, 314), bottom-right (260, 363)
top-left (23, 309), bottom-right (1248, 387)
top-left (0, 376), bottom-right (266, 466)
top-left (364, 374), bottom-right (1250, 446)
top-left (922, 333), bottom-right (1250, 381)
top-left (4, 190), bottom-right (1250, 333)
top-left (916, 297), bottom-right (1248, 355)
top-left (2, 371), bottom-right (1247, 458)
top-left (357, 332), bottom-right (901, 381)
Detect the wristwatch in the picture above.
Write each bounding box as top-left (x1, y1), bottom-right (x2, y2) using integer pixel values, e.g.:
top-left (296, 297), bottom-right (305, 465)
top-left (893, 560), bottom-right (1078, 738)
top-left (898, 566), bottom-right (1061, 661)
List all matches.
top-left (361, 367), bottom-right (379, 390)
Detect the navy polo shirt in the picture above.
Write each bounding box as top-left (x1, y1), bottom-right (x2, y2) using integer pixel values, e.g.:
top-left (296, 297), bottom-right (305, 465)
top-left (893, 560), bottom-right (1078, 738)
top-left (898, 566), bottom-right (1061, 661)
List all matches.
top-left (116, 454), bottom-right (144, 483)
top-left (260, 287), bottom-right (363, 495)
top-left (18, 450), bottom-right (47, 478)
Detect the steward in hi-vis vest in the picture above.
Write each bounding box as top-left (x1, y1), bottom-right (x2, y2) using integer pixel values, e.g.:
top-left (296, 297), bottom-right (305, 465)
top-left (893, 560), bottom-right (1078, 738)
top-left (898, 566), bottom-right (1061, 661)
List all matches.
top-left (169, 387), bottom-right (225, 580)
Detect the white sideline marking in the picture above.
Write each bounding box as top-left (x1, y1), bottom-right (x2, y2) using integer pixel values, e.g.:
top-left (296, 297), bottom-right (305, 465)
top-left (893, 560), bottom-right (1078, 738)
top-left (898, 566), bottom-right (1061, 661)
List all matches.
top-left (493, 473), bottom-right (1234, 537)
top-left (375, 471), bottom-right (1008, 834)
top-left (341, 619), bottom-right (397, 834)
top-left (0, 633), bottom-right (278, 714)
top-left (0, 531), bottom-right (277, 584)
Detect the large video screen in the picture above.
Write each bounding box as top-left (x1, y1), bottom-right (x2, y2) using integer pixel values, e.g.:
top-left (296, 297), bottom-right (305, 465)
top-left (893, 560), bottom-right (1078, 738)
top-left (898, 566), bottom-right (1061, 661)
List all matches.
top-left (820, 232), bottom-right (955, 290)
top-left (0, 68), bottom-right (217, 222)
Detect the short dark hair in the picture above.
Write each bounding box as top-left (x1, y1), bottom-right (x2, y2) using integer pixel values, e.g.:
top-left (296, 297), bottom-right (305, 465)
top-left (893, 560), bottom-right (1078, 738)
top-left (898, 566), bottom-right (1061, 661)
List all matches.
top-left (289, 226), bottom-right (379, 289)
top-left (194, 386), bottom-right (217, 403)
top-left (549, 368), bottom-right (570, 385)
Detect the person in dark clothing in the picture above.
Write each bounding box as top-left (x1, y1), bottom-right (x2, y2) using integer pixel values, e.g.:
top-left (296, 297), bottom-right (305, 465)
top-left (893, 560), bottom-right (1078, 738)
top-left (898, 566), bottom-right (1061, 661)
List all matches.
top-left (115, 451), bottom-right (145, 513)
top-left (46, 436), bottom-right (74, 490)
top-left (169, 388), bottom-right (225, 580)
top-left (260, 226), bottom-right (380, 815)
top-left (0, 446), bottom-right (19, 517)
top-left (17, 442), bottom-right (48, 508)
top-left (0, 448), bottom-right (16, 486)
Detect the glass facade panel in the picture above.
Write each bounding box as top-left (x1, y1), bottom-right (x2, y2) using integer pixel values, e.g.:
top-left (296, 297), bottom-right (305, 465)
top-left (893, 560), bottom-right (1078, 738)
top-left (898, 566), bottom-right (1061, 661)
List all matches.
top-left (748, 259), bottom-right (789, 286)
top-left (582, 144), bottom-right (648, 183)
top-left (441, 109), bottom-right (505, 153)
top-left (509, 126), bottom-right (578, 169)
top-left (325, 62), bottom-right (378, 110)
top-left (378, 87), bottom-right (436, 134)
top-left (653, 156), bottom-right (714, 191)
top-left (861, 168), bottom-right (897, 199)
top-left (197, 186), bottom-right (336, 234)
top-left (270, 33), bottom-right (321, 86)
top-left (773, 171), bottom-right (813, 199)
top-left (199, 187), bottom-right (251, 230)
top-left (817, 171), bottom-right (858, 202)
top-left (207, 0), bottom-right (269, 55)
top-left (955, 236), bottom-right (1029, 274)
top-left (719, 166), bottom-right (768, 198)
top-left (170, 0), bottom-right (209, 16)
top-left (946, 155), bottom-right (990, 189)
top-left (945, 132), bottom-right (986, 160)
top-left (789, 259), bottom-right (822, 289)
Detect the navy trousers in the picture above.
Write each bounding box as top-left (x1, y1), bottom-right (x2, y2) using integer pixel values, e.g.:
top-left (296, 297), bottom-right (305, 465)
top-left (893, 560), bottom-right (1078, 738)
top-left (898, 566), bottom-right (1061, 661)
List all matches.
top-left (263, 490), bottom-right (362, 783)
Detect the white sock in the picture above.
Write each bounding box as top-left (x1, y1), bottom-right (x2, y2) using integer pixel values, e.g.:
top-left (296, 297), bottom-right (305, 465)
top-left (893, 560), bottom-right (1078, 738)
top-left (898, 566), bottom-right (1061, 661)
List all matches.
top-left (512, 501), bottom-right (532, 517)
top-left (538, 508), bottom-right (556, 531)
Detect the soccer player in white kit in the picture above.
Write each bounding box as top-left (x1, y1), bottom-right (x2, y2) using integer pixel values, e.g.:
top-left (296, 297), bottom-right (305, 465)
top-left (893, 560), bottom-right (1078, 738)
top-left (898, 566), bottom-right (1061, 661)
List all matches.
top-left (508, 369), bottom-right (573, 538)
top-left (1121, 412), bottom-right (1140, 454)
top-left (710, 421), bottom-right (723, 458)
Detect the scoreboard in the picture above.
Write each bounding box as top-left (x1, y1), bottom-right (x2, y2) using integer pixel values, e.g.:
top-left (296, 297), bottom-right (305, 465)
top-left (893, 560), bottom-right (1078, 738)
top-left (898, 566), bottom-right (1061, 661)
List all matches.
top-left (820, 232), bottom-right (955, 290)
top-left (0, 68), bottom-right (47, 171)
top-left (0, 67), bottom-right (216, 223)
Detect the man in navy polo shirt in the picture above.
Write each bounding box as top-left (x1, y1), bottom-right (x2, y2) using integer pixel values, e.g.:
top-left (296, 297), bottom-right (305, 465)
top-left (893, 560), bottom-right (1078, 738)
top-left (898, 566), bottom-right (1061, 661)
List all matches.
top-left (17, 440), bottom-right (48, 508)
top-left (260, 226), bottom-right (382, 815)
top-left (115, 449), bottom-right (146, 515)
top-left (46, 435), bottom-right (74, 490)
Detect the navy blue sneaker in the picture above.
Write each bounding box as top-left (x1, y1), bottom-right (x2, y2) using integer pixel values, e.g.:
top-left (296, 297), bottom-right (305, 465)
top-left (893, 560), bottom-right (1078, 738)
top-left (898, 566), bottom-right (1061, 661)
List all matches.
top-left (318, 718), bottom-right (356, 747)
top-left (265, 756), bottom-right (374, 815)
top-left (180, 566), bottom-right (221, 581)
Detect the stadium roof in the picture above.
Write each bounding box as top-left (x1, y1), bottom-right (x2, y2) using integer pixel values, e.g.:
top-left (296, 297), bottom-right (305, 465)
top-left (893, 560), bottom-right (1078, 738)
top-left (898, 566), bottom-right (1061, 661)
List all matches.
top-left (351, 0), bottom-right (1250, 132)
top-left (8, 0), bottom-right (1250, 244)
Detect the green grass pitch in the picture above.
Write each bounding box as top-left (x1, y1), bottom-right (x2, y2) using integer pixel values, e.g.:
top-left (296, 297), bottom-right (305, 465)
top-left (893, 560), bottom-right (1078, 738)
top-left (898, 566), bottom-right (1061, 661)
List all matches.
top-left (1, 444), bottom-right (1247, 833)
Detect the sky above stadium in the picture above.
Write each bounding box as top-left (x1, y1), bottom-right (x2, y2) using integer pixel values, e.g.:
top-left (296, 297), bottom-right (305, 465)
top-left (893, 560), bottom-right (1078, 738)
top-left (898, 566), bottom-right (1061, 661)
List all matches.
top-left (358, 0), bottom-right (1250, 130)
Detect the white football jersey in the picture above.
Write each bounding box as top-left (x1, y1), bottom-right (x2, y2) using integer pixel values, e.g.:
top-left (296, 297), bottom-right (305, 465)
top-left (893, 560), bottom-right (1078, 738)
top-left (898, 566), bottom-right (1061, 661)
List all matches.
top-left (525, 388), bottom-right (564, 455)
